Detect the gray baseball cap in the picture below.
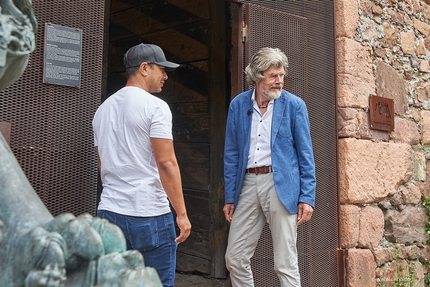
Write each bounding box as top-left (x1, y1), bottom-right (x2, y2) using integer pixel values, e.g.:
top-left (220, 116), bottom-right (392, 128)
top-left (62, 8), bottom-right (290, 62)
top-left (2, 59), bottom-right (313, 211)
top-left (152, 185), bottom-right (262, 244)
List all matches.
top-left (123, 43), bottom-right (180, 71)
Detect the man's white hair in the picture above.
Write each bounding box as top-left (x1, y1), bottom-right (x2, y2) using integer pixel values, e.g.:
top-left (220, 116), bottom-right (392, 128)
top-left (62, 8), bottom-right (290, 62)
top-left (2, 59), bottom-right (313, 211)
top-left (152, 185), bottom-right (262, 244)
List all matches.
top-left (244, 47), bottom-right (289, 87)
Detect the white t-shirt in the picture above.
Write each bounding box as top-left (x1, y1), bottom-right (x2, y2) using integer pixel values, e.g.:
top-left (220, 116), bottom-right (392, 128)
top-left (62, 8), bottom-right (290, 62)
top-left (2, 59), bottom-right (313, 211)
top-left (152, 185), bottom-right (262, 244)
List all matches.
top-left (92, 86), bottom-right (172, 217)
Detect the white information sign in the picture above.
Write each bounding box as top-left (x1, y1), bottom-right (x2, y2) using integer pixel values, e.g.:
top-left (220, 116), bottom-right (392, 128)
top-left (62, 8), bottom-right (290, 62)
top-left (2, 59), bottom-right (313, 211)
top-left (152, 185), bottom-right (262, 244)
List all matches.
top-left (43, 23), bottom-right (82, 88)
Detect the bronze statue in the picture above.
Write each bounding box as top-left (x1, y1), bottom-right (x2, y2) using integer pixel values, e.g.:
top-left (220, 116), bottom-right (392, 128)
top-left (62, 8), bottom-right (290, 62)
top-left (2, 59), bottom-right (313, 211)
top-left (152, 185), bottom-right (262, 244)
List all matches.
top-left (0, 0), bottom-right (37, 89)
top-left (0, 0), bottom-right (163, 286)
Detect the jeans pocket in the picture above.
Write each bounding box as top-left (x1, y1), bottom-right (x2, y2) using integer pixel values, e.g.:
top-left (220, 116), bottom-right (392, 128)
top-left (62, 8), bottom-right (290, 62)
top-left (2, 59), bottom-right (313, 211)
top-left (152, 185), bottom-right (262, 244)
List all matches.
top-left (96, 210), bottom-right (106, 219)
top-left (127, 216), bottom-right (159, 251)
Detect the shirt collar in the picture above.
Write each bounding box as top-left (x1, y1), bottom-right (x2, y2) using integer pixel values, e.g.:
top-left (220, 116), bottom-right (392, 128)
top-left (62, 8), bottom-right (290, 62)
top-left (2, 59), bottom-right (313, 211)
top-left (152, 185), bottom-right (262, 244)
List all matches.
top-left (251, 89), bottom-right (274, 106)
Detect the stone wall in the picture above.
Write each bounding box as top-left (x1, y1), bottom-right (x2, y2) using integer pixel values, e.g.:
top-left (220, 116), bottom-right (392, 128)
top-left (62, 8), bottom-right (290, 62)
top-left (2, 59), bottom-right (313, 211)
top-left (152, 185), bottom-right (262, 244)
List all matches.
top-left (336, 0), bottom-right (430, 286)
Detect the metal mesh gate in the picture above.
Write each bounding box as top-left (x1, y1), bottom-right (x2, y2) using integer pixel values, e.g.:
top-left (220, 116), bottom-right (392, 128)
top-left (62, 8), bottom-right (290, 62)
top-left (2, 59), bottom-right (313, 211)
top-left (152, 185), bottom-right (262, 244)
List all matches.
top-left (0, 0), bottom-right (105, 216)
top-left (232, 1), bottom-right (338, 286)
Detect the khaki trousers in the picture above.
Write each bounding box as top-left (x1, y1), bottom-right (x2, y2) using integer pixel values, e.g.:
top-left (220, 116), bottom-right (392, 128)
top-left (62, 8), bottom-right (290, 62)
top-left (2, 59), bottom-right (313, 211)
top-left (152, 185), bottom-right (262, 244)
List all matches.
top-left (225, 173), bottom-right (300, 287)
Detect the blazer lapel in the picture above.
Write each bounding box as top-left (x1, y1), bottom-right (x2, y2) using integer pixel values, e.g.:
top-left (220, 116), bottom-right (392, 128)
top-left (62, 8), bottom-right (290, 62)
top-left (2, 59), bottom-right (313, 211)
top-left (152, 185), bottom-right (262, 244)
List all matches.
top-left (271, 93), bottom-right (287, 146)
top-left (241, 90), bottom-right (254, 137)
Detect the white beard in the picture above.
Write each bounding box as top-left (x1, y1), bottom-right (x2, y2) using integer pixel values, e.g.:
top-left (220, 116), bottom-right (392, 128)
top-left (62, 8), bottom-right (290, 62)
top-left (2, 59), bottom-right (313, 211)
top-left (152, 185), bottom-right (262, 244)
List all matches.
top-left (260, 85), bottom-right (282, 100)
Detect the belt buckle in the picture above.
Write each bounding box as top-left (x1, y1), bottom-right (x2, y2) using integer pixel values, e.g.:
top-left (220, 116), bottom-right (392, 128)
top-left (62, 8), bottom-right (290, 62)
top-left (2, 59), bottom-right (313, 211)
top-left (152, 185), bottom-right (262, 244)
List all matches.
top-left (246, 166), bottom-right (272, 175)
top-left (255, 167), bottom-right (263, 175)
top-left (259, 166), bottom-right (268, 174)
top-left (259, 166), bottom-right (271, 174)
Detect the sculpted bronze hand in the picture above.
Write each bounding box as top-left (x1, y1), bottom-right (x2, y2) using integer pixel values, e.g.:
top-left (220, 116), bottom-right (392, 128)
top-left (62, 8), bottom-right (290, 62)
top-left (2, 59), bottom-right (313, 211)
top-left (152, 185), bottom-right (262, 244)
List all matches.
top-left (0, 0), bottom-right (37, 90)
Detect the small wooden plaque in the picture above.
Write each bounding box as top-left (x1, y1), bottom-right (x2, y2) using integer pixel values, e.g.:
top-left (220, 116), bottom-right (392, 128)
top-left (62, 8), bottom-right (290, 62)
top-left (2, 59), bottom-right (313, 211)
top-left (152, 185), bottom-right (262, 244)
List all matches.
top-left (369, 95), bottom-right (394, 132)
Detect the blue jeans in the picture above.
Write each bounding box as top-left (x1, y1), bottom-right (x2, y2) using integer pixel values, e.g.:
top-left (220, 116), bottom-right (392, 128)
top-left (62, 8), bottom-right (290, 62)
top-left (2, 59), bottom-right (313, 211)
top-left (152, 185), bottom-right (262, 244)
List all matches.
top-left (97, 210), bottom-right (177, 287)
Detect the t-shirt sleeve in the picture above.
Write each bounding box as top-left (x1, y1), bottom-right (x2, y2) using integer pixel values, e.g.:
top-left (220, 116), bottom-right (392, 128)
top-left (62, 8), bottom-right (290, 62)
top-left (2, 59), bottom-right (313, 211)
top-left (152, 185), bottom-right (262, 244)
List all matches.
top-left (92, 118), bottom-right (98, 146)
top-left (150, 101), bottom-right (173, 140)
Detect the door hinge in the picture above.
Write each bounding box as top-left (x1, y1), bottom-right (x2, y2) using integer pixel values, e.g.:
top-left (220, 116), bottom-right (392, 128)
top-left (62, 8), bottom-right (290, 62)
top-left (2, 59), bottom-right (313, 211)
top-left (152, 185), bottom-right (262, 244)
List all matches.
top-left (242, 21), bottom-right (248, 43)
top-left (337, 248), bottom-right (347, 287)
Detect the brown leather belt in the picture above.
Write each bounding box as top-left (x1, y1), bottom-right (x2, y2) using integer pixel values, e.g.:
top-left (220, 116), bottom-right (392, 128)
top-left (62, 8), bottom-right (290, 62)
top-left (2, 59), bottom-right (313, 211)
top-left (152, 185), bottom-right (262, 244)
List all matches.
top-left (245, 166), bottom-right (273, 175)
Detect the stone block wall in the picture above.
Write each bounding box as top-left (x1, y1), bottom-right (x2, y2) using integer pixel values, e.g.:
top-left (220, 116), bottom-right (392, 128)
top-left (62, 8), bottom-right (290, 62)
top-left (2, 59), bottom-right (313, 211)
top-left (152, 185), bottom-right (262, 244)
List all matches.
top-left (336, 0), bottom-right (430, 286)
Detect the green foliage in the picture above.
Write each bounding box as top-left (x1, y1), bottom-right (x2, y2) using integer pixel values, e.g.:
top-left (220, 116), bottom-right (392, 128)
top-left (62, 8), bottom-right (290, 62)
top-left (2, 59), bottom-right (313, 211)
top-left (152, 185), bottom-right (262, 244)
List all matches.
top-left (423, 196), bottom-right (430, 243)
top-left (423, 196), bottom-right (430, 286)
top-left (376, 196), bottom-right (430, 286)
top-left (376, 246), bottom-right (418, 287)
top-left (424, 261), bottom-right (430, 286)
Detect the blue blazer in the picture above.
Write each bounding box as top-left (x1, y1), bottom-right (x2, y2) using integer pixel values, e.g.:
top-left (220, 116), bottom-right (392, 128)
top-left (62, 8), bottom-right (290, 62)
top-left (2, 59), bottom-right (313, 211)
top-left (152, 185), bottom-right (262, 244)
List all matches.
top-left (224, 89), bottom-right (316, 214)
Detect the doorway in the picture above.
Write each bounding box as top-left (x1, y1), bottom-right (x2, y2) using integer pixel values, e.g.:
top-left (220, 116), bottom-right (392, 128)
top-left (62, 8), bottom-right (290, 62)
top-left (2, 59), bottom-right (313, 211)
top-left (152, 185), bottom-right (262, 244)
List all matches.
top-left (105, 0), bottom-right (339, 285)
top-left (105, 0), bottom-right (229, 278)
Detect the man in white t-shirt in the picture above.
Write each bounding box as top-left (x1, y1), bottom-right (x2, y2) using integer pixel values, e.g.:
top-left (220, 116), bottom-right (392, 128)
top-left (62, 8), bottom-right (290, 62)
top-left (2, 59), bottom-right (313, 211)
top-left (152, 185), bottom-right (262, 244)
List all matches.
top-left (92, 43), bottom-right (191, 287)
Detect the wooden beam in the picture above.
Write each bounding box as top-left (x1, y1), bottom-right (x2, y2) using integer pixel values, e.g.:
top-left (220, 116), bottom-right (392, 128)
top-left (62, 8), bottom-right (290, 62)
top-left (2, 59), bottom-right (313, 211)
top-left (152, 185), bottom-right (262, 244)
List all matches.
top-left (208, 0), bottom-right (228, 279)
top-left (230, 3), bottom-right (244, 99)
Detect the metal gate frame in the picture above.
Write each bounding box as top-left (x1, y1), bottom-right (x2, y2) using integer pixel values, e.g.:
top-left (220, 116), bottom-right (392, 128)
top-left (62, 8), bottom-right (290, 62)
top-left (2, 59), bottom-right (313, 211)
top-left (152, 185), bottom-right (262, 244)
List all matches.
top-left (229, 1), bottom-right (339, 286)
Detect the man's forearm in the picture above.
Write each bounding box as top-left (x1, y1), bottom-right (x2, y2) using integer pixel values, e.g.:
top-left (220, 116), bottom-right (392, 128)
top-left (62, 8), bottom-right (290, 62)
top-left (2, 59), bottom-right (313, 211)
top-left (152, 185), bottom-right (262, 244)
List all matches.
top-left (158, 161), bottom-right (187, 216)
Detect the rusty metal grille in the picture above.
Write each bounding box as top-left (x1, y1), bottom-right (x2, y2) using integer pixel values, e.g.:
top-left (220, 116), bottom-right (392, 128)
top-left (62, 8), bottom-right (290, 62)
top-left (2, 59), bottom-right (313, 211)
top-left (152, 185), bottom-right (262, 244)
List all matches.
top-left (245, 5), bottom-right (308, 101)
top-left (233, 1), bottom-right (338, 286)
top-left (0, 0), bottom-right (105, 216)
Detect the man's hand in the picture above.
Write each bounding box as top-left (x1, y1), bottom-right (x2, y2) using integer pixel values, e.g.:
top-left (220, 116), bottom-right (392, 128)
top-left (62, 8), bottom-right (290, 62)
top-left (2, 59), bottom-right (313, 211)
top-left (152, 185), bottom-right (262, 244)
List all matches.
top-left (297, 202), bottom-right (314, 225)
top-left (175, 214), bottom-right (191, 244)
top-left (223, 204), bottom-right (234, 223)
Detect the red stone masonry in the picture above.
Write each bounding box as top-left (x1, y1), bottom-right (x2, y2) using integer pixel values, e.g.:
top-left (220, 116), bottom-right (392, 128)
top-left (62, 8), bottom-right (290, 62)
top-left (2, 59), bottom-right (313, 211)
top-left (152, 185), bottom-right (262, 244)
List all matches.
top-left (336, 0), bottom-right (430, 285)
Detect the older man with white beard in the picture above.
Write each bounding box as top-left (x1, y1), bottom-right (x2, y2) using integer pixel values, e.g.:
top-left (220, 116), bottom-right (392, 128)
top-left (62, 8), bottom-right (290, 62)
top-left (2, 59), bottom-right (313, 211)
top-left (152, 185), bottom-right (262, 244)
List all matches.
top-left (222, 47), bottom-right (316, 287)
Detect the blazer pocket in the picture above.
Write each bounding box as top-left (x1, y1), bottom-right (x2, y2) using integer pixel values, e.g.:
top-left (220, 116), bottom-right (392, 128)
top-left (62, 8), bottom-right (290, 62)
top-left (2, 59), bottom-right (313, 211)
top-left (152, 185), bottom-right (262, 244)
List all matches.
top-left (288, 168), bottom-right (300, 191)
top-left (276, 119), bottom-right (293, 140)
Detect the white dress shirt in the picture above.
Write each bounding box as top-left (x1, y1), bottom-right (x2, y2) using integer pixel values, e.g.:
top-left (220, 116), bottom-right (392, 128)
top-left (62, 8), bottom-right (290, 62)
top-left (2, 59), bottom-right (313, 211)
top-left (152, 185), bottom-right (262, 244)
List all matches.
top-left (247, 90), bottom-right (274, 169)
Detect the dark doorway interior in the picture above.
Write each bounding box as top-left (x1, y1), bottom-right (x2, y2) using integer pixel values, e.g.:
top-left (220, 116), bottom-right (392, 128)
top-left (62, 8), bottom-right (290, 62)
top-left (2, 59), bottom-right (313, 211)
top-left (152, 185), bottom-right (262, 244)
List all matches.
top-left (105, 0), bottom-right (338, 285)
top-left (105, 0), bottom-right (229, 278)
